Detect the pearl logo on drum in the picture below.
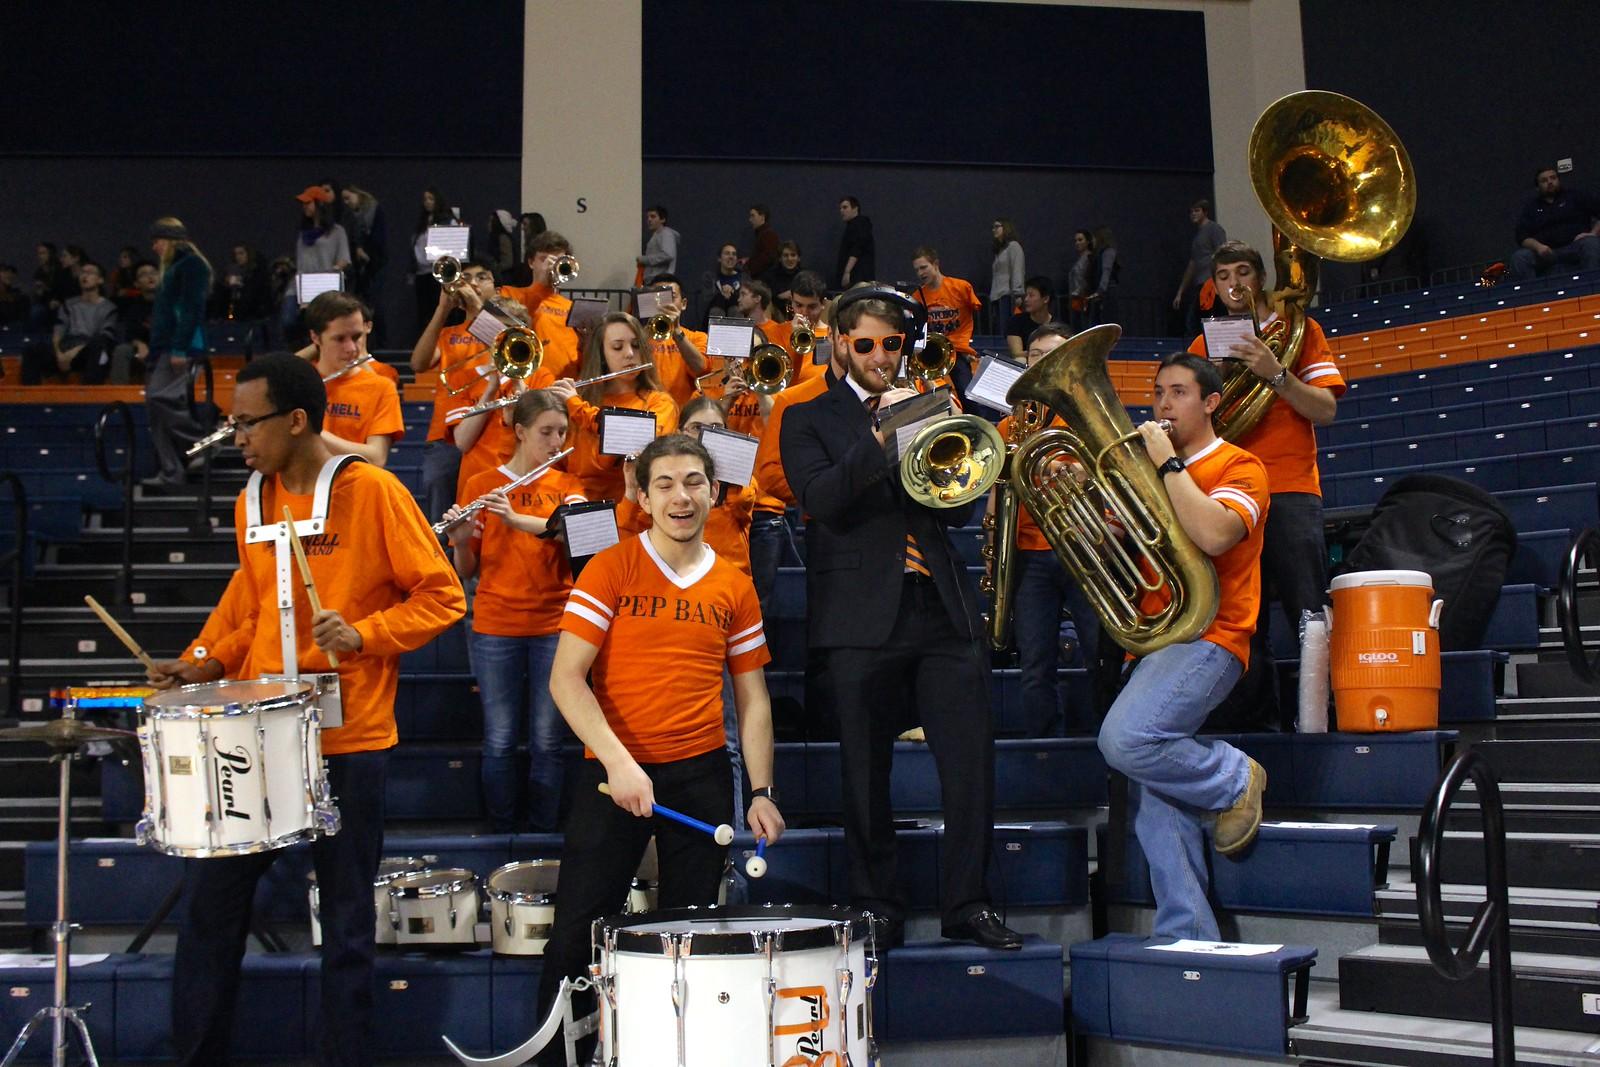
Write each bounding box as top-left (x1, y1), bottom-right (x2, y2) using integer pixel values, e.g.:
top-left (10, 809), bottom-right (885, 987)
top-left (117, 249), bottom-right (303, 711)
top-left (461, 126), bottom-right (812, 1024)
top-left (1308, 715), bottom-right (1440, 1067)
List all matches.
top-left (212, 739), bottom-right (255, 821)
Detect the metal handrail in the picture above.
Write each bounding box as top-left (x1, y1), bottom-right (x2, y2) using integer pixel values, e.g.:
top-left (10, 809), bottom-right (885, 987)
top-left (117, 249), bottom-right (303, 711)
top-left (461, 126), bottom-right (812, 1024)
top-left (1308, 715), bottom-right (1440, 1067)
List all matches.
top-left (186, 355), bottom-right (218, 533)
top-left (0, 472), bottom-right (24, 718)
top-left (1325, 275), bottom-right (1421, 305)
top-left (1415, 749), bottom-right (1514, 1067)
top-left (94, 401), bottom-right (136, 605)
top-left (1429, 259), bottom-right (1503, 287)
top-left (1557, 527), bottom-right (1599, 683)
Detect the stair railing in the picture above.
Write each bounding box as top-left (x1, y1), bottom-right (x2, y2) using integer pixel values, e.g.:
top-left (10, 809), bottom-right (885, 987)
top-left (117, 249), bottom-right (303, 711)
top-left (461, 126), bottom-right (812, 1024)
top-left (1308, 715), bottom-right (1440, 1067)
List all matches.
top-left (94, 401), bottom-right (136, 605)
top-left (1, 471), bottom-right (24, 718)
top-left (1556, 526), bottom-right (1600, 683)
top-left (186, 354), bottom-right (218, 534)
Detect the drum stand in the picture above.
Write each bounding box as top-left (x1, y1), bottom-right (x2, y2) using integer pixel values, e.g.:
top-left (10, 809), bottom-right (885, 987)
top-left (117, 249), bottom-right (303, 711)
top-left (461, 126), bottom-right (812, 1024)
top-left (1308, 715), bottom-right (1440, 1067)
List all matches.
top-left (1, 743), bottom-right (102, 1067)
top-left (442, 976), bottom-right (598, 1067)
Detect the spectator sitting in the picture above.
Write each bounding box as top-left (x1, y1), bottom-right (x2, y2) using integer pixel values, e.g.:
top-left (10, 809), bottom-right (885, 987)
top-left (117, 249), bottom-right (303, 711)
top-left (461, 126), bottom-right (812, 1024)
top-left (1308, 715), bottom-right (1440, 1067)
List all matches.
top-left (1510, 165), bottom-right (1600, 280)
top-left (214, 244), bottom-right (272, 321)
top-left (637, 204), bottom-right (680, 285)
top-left (697, 243), bottom-right (745, 325)
top-left (989, 218), bottom-right (1026, 333)
top-left (21, 261), bottom-right (119, 385)
top-left (744, 204), bottom-right (780, 279)
top-left (111, 260), bottom-right (160, 384)
top-left (1005, 275), bottom-right (1056, 358)
top-left (760, 241), bottom-right (802, 315)
top-left (110, 245), bottom-right (142, 300)
top-left (0, 264), bottom-right (30, 328)
top-left (30, 242), bottom-right (69, 330)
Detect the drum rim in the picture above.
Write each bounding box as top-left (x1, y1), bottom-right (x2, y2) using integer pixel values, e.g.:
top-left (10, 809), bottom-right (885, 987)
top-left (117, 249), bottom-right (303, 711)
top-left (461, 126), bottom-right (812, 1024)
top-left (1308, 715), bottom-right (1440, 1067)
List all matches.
top-left (602, 904), bottom-right (874, 956)
top-left (142, 678), bottom-right (315, 718)
top-left (487, 859), bottom-right (560, 904)
top-left (307, 855), bottom-right (424, 887)
top-left (390, 868), bottom-right (478, 898)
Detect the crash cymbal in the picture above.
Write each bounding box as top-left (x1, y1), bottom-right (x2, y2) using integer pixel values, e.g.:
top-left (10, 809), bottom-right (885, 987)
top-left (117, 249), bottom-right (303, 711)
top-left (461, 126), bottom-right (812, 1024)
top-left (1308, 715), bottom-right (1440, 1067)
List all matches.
top-left (0, 718), bottom-right (136, 751)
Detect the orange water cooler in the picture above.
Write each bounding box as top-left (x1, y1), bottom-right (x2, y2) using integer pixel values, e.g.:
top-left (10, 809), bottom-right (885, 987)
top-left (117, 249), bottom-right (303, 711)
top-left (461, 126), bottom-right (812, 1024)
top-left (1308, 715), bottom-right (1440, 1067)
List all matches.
top-left (1327, 569), bottom-right (1444, 732)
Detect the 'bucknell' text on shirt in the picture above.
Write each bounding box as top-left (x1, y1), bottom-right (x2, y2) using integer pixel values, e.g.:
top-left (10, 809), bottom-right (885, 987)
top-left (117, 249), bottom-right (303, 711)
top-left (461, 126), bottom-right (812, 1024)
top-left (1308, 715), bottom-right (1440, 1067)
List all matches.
top-left (328, 402), bottom-right (363, 419)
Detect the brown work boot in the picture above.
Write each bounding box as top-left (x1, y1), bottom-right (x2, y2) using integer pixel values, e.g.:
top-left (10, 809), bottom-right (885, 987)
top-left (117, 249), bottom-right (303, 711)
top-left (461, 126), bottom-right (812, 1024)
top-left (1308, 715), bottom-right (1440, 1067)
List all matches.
top-left (1213, 757), bottom-right (1266, 855)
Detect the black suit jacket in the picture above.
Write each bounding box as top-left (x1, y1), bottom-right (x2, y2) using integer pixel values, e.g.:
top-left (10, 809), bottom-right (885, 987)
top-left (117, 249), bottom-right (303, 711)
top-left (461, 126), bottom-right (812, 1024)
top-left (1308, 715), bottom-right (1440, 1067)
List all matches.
top-left (780, 375), bottom-right (981, 649)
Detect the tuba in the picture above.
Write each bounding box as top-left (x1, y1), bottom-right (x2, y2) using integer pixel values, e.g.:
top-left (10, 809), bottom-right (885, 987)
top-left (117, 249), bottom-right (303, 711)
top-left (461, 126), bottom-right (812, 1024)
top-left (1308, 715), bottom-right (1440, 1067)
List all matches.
top-left (1216, 90), bottom-right (1415, 441)
top-left (1007, 324), bottom-right (1218, 656)
top-left (980, 399), bottom-right (1048, 651)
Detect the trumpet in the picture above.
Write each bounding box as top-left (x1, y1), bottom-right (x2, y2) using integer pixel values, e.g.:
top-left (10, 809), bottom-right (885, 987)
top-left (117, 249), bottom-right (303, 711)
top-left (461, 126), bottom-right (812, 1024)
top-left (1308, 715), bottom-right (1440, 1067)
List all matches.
top-left (790, 315), bottom-right (815, 357)
top-left (647, 308), bottom-right (679, 343)
top-left (894, 333), bottom-right (957, 388)
top-left (694, 343), bottom-right (793, 395)
top-left (434, 447), bottom-right (575, 535)
top-left (322, 354), bottom-right (375, 383)
top-left (185, 418), bottom-right (237, 459)
top-left (432, 255), bottom-right (463, 290)
top-left (550, 254), bottom-right (580, 288)
top-left (454, 364), bottom-right (645, 420)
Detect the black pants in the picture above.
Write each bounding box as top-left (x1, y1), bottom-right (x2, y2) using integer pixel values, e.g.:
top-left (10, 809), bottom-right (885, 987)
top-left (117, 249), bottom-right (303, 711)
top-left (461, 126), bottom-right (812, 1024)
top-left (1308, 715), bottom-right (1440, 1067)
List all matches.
top-left (821, 576), bottom-right (995, 923)
top-left (20, 337), bottom-right (113, 384)
top-left (172, 750), bottom-right (388, 1067)
top-left (534, 748), bottom-right (732, 1061)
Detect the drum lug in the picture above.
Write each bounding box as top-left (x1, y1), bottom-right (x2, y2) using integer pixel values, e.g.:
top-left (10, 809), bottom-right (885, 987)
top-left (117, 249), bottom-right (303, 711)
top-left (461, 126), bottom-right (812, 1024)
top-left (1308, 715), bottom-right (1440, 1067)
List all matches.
top-left (763, 932), bottom-right (778, 1067)
top-left (670, 934), bottom-right (689, 1067)
top-left (134, 817), bottom-right (154, 847)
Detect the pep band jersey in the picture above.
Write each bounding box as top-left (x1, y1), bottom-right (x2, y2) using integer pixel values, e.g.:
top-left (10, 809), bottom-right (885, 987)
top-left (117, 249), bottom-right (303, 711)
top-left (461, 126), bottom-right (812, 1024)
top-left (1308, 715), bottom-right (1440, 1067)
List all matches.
top-left (754, 367), bottom-right (832, 509)
top-left (447, 368), bottom-right (559, 506)
top-left (465, 464), bottom-right (587, 636)
top-left (183, 462), bottom-right (466, 754)
top-left (323, 367), bottom-right (405, 447)
top-left (560, 534), bottom-right (771, 764)
top-left (651, 328), bottom-right (709, 409)
top-left (426, 322), bottom-right (493, 442)
top-left (1187, 314), bottom-right (1343, 496)
top-left (1138, 436), bottom-right (1269, 668)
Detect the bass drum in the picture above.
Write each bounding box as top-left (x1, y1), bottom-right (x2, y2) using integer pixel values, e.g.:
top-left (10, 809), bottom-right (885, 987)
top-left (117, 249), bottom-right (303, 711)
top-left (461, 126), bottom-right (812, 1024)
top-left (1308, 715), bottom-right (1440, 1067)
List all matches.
top-left (486, 860), bottom-right (559, 956)
top-left (309, 856), bottom-right (427, 947)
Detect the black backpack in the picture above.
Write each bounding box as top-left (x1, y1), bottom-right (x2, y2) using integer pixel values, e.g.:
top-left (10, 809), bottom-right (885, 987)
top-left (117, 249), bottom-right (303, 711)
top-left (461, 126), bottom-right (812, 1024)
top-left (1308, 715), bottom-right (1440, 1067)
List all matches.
top-left (1336, 474), bottom-right (1517, 652)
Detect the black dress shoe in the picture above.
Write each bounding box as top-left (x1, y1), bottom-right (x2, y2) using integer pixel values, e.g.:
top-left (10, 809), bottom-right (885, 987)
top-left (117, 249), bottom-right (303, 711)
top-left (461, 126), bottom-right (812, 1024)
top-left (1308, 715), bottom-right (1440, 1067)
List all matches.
top-left (942, 907), bottom-right (1023, 950)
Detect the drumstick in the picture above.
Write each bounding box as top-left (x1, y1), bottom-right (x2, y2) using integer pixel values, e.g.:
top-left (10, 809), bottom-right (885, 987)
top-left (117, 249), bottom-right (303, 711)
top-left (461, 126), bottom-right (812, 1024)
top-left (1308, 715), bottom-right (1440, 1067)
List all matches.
top-left (82, 595), bottom-right (158, 672)
top-left (745, 837), bottom-right (769, 879)
top-left (283, 506), bottom-right (340, 668)
top-left (598, 783), bottom-right (735, 845)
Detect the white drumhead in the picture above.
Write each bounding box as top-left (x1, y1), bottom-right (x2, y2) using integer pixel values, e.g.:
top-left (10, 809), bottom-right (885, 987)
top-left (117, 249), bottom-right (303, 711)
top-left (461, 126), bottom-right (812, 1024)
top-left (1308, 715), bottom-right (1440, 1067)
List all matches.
top-left (144, 678), bottom-right (313, 717)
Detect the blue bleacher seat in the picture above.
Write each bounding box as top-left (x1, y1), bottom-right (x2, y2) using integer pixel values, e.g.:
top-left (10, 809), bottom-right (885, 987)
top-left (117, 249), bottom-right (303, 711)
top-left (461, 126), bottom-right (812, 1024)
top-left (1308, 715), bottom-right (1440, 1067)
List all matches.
top-left (0, 955), bottom-right (119, 1060)
top-left (386, 746), bottom-right (482, 819)
top-left (116, 952), bottom-right (311, 1061)
top-left (307, 951), bottom-right (494, 1059)
top-left (881, 936), bottom-right (1064, 1042)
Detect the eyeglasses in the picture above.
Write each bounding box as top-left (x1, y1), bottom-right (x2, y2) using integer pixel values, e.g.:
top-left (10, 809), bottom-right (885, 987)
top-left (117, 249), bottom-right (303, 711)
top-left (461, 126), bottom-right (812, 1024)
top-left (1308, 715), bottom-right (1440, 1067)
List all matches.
top-left (850, 335), bottom-right (906, 356)
top-left (232, 409), bottom-right (292, 434)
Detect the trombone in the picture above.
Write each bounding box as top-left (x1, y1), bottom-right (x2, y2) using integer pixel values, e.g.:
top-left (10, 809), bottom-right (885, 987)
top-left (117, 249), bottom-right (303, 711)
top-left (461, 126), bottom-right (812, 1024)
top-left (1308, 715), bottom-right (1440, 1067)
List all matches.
top-left (433, 447), bottom-right (575, 535)
top-left (550, 254), bottom-right (580, 288)
top-left (694, 343), bottom-right (792, 396)
top-left (441, 320), bottom-right (543, 395)
top-left (432, 254), bottom-right (463, 290)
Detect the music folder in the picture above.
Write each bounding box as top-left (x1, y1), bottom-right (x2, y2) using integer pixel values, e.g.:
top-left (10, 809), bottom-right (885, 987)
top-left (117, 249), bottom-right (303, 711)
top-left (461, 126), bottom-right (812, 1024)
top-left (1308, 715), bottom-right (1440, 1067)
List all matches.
top-left (1201, 315), bottom-right (1259, 361)
top-left (540, 500), bottom-right (620, 576)
top-left (966, 353), bottom-right (1028, 413)
top-left (599, 408), bottom-right (657, 457)
top-left (295, 271), bottom-right (343, 306)
top-left (876, 388), bottom-right (953, 464)
top-left (567, 297), bottom-right (608, 335)
top-left (424, 224), bottom-right (471, 261)
top-left (698, 425), bottom-right (759, 487)
top-left (704, 316), bottom-right (756, 358)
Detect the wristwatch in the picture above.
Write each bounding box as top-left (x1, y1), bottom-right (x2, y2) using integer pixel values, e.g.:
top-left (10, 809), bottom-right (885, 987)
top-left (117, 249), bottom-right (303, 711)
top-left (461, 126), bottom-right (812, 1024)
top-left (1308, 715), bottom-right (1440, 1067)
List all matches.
top-left (1157, 456), bottom-right (1186, 479)
top-left (750, 786), bottom-right (780, 804)
top-left (1267, 367), bottom-right (1289, 389)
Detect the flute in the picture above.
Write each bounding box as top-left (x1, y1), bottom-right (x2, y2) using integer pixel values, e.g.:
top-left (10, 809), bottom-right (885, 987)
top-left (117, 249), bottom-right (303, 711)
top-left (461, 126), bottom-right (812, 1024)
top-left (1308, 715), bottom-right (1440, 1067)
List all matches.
top-left (432, 447), bottom-right (575, 535)
top-left (455, 364), bottom-right (645, 420)
top-left (322, 354), bottom-right (376, 383)
top-left (185, 418), bottom-right (238, 459)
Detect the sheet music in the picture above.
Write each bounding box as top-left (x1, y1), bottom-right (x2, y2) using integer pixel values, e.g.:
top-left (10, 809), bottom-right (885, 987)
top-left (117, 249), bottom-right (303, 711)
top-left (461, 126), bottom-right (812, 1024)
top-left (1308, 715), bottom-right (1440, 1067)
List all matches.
top-left (877, 389), bottom-right (953, 462)
top-left (600, 409), bottom-right (657, 456)
top-left (705, 317), bottom-right (755, 358)
top-left (967, 354), bottom-right (1028, 412)
top-left (467, 306), bottom-right (511, 348)
top-left (564, 506), bottom-right (620, 558)
top-left (1201, 315), bottom-right (1259, 361)
top-left (635, 287), bottom-right (672, 320)
top-left (699, 425), bottom-right (759, 486)
top-left (295, 271), bottom-right (342, 305)
top-left (424, 224), bottom-right (471, 261)
top-left (567, 297), bottom-right (608, 334)
top-left (1145, 940), bottom-right (1283, 956)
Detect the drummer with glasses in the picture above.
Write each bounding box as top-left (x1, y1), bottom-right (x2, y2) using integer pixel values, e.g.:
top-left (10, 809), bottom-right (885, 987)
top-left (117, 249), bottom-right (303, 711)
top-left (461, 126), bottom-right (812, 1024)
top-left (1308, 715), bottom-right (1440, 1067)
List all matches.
top-left (146, 353), bottom-right (465, 1067)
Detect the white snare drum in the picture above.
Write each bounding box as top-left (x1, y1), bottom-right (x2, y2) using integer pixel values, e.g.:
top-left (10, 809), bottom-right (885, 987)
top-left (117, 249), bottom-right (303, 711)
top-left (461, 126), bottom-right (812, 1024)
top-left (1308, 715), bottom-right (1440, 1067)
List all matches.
top-left (136, 679), bottom-right (339, 857)
top-left (389, 868), bottom-right (480, 947)
top-left (309, 856), bottom-right (426, 947)
top-left (594, 905), bottom-right (876, 1067)
top-left (486, 860), bottom-right (559, 955)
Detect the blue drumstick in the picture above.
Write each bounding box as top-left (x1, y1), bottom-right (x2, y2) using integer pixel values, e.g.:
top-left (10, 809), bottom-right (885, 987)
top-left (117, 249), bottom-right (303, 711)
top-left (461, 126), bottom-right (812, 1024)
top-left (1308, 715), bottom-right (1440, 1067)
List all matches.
top-left (598, 783), bottom-right (735, 845)
top-left (745, 837), bottom-right (769, 879)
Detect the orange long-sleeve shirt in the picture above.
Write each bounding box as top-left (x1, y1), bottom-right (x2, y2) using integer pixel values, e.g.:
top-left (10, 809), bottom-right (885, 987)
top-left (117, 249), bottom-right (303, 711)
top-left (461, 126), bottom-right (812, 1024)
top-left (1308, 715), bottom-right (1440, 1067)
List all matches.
top-left (499, 282), bottom-right (582, 381)
top-left (753, 369), bottom-right (832, 509)
top-left (564, 389), bottom-right (679, 502)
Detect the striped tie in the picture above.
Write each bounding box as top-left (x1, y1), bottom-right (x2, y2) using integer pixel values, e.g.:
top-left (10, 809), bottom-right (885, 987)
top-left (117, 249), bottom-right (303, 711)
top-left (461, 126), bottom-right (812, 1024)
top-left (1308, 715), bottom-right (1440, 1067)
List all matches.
top-left (866, 394), bottom-right (934, 578)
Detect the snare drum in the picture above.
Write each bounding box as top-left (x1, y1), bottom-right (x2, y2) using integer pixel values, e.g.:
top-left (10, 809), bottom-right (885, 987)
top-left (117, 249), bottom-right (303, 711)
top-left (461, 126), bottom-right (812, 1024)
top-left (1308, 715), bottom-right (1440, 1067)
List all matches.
top-left (136, 679), bottom-right (339, 857)
top-left (595, 905), bottom-right (876, 1066)
top-left (389, 868), bottom-right (480, 947)
top-left (309, 856), bottom-right (426, 947)
top-left (486, 860), bottom-right (559, 955)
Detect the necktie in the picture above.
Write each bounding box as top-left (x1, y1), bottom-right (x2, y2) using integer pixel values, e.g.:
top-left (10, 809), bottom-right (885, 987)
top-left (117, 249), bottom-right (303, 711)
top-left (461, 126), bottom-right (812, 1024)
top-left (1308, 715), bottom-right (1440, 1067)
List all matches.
top-left (866, 395), bottom-right (933, 577)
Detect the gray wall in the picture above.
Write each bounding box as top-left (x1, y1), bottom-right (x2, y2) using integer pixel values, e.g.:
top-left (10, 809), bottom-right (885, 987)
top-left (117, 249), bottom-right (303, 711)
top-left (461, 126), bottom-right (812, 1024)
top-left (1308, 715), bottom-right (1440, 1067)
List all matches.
top-left (644, 160), bottom-right (1214, 336)
top-left (0, 157), bottom-right (520, 341)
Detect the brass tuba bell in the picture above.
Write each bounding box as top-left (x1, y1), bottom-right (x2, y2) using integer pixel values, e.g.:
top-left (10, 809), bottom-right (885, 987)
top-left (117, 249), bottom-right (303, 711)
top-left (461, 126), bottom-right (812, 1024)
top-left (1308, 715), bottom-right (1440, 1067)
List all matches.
top-left (1216, 90), bottom-right (1415, 441)
top-left (1007, 324), bottom-right (1218, 656)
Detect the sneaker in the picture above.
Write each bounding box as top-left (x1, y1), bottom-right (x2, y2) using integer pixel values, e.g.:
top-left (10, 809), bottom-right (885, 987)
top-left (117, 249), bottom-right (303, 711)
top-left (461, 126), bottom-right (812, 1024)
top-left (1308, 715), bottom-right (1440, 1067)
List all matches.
top-left (1213, 756), bottom-right (1266, 856)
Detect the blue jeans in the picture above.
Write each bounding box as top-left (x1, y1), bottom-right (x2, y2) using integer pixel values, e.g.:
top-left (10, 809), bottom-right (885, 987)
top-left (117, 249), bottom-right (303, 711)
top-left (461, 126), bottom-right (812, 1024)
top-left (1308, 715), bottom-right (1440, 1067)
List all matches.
top-left (748, 511), bottom-right (789, 624)
top-left (475, 632), bottom-right (567, 831)
top-left (1012, 549), bottom-right (1101, 735)
top-left (1098, 640), bottom-right (1246, 940)
top-left (175, 749), bottom-right (389, 1066)
top-left (422, 440), bottom-right (463, 538)
top-left (721, 668), bottom-right (746, 830)
top-left (1509, 237), bottom-right (1600, 279)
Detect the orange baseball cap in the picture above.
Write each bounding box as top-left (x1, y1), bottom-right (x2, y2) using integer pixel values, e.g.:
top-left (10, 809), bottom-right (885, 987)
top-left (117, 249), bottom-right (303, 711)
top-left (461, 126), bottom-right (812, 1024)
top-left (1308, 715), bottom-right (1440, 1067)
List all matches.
top-left (295, 185), bottom-right (333, 204)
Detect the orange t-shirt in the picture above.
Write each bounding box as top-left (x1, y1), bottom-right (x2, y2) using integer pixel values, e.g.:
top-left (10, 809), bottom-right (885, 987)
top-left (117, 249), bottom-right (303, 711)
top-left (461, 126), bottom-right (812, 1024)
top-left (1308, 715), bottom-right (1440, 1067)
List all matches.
top-left (651, 328), bottom-right (709, 409)
top-left (618, 483), bottom-right (757, 576)
top-left (754, 369), bottom-right (832, 509)
top-left (560, 533), bottom-right (770, 763)
top-left (464, 464), bottom-right (587, 636)
top-left (368, 359), bottom-right (399, 385)
top-left (1187, 314), bottom-right (1343, 496)
top-left (565, 389), bottom-right (679, 502)
top-left (447, 370), bottom-right (558, 506)
top-left (914, 276), bottom-right (981, 354)
top-left (323, 367), bottom-right (405, 446)
top-left (996, 411), bottom-right (1068, 552)
top-left (499, 283), bottom-right (581, 381)
top-left (713, 390), bottom-right (785, 516)
top-left (426, 323), bottom-right (492, 442)
top-left (185, 462), bottom-right (466, 754)
top-left (1137, 436), bottom-right (1268, 668)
